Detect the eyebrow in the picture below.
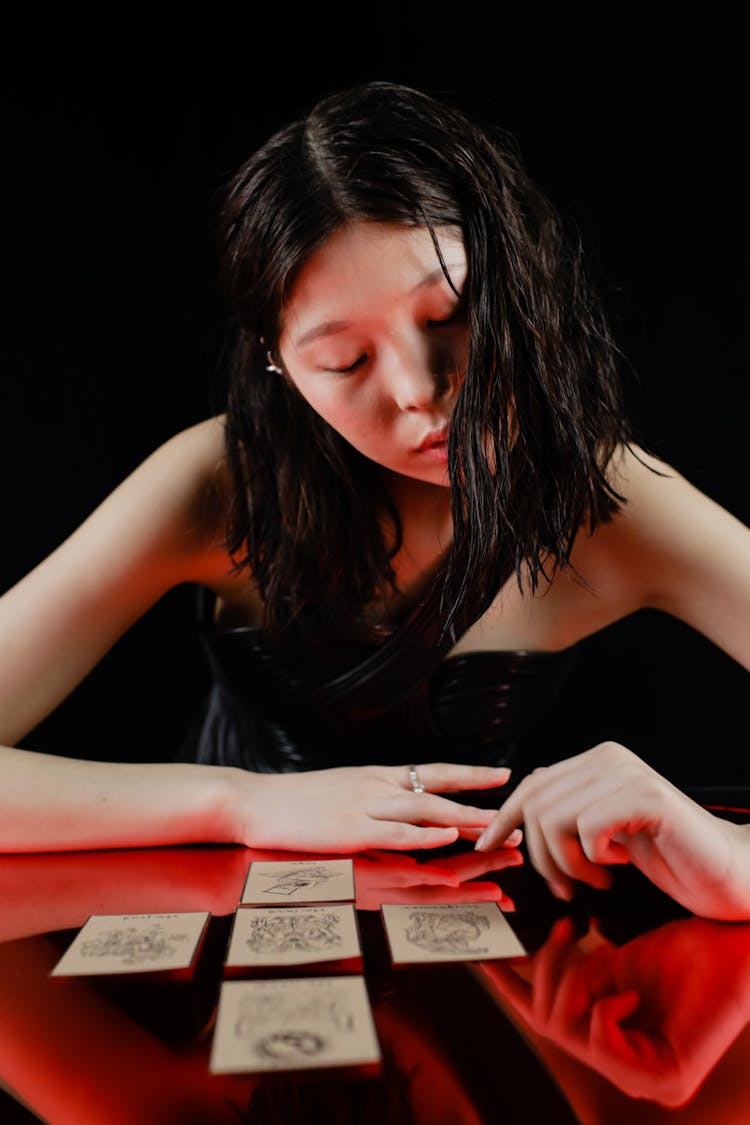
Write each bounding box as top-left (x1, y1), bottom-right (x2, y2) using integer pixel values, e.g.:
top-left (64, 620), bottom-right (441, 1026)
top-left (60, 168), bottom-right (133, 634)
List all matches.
top-left (293, 263), bottom-right (464, 348)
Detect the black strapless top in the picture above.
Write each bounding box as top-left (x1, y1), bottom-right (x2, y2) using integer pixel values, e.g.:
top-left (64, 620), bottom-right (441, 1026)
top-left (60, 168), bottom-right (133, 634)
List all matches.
top-left (182, 616), bottom-right (578, 774)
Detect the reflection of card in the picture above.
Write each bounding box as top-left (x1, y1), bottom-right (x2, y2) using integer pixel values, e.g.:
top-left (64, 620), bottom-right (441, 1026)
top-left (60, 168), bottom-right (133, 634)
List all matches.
top-left (50, 912), bottom-right (210, 977)
top-left (225, 905), bottom-right (362, 974)
top-left (241, 859), bottom-right (355, 905)
top-left (209, 975), bottom-right (381, 1074)
top-left (381, 902), bottom-right (526, 964)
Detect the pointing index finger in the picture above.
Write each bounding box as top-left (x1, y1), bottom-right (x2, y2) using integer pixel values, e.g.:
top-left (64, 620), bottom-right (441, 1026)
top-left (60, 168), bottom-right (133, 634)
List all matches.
top-left (474, 789), bottom-right (525, 851)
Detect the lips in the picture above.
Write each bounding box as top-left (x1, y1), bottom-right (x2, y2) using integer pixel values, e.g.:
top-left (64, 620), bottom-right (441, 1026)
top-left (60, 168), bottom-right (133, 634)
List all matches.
top-left (416, 425), bottom-right (450, 452)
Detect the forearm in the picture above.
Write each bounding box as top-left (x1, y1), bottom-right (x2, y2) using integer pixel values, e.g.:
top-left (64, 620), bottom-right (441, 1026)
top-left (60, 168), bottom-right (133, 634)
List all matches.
top-left (724, 822), bottom-right (750, 920)
top-left (0, 745), bottom-right (243, 853)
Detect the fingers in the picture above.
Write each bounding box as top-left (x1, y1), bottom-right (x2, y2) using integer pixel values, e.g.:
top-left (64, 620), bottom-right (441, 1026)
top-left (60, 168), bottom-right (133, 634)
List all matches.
top-left (379, 881), bottom-right (508, 906)
top-left (370, 792), bottom-right (497, 830)
top-left (531, 775), bottom-right (616, 892)
top-left (362, 784), bottom-right (518, 851)
top-left (475, 960), bottom-right (534, 1011)
top-left (392, 762), bottom-right (512, 794)
top-left (441, 848), bottom-right (524, 881)
top-left (474, 777), bottom-right (533, 851)
top-left (371, 823), bottom-right (460, 850)
top-left (356, 852), bottom-right (461, 887)
top-left (459, 825), bottom-right (524, 848)
top-left (474, 748), bottom-right (647, 896)
top-left (521, 808), bottom-right (578, 901)
top-left (531, 916), bottom-right (580, 1018)
top-left (477, 743), bottom-right (644, 854)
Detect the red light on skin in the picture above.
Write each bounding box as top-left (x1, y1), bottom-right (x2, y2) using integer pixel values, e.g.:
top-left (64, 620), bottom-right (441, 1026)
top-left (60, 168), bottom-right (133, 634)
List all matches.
top-left (475, 915), bottom-right (750, 1109)
top-left (353, 847), bottom-right (521, 912)
top-left (0, 846), bottom-right (252, 943)
top-left (0, 935), bottom-right (258, 1121)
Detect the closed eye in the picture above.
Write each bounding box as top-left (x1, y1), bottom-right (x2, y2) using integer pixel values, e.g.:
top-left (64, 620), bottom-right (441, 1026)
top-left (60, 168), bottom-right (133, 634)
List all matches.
top-left (324, 354), bottom-right (367, 375)
top-left (426, 305), bottom-right (465, 329)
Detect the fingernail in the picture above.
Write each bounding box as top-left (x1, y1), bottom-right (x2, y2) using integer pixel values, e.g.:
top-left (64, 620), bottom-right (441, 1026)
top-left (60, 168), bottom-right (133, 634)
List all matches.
top-left (474, 831), bottom-right (489, 851)
top-left (550, 881), bottom-right (572, 901)
top-left (502, 829), bottom-right (523, 847)
top-left (493, 767), bottom-right (511, 779)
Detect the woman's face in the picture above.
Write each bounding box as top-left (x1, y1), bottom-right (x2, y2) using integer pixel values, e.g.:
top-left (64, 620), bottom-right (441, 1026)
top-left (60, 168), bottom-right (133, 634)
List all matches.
top-left (277, 221), bottom-right (469, 488)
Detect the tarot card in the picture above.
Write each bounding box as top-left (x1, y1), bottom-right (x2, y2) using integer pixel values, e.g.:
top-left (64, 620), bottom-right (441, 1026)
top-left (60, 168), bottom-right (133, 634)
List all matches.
top-left (49, 911), bottom-right (210, 978)
top-left (240, 859), bottom-right (355, 906)
top-left (380, 901), bottom-right (526, 964)
top-left (209, 975), bottom-right (381, 1074)
top-left (225, 904), bottom-right (363, 975)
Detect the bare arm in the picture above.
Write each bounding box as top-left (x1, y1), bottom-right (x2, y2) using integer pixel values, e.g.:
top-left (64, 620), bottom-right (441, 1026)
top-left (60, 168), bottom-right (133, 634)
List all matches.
top-left (0, 418), bottom-right (246, 850)
top-left (478, 451), bottom-right (750, 917)
top-left (601, 445), bottom-right (750, 669)
top-left (0, 747), bottom-right (242, 851)
top-left (0, 417), bottom-right (231, 746)
top-left (0, 422), bottom-right (513, 853)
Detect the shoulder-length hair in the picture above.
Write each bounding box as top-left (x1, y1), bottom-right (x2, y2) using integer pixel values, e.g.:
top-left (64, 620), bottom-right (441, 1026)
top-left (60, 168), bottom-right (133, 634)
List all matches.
top-left (216, 81), bottom-right (631, 638)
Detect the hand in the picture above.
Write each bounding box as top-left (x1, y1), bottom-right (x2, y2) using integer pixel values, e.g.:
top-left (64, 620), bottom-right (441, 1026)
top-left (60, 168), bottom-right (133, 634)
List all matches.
top-left (474, 742), bottom-right (750, 920)
top-left (230, 762), bottom-right (515, 853)
top-left (478, 915), bottom-right (750, 1106)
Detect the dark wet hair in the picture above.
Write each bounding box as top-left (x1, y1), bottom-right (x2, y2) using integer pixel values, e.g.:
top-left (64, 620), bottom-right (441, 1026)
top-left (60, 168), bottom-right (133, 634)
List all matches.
top-left (216, 81), bottom-right (631, 637)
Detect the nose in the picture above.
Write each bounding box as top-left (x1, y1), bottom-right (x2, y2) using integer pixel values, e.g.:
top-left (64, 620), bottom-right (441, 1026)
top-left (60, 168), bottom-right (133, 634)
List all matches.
top-left (385, 337), bottom-right (456, 413)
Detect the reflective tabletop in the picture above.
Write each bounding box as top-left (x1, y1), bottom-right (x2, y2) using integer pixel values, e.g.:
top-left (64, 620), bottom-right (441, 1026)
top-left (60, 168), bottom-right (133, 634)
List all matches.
top-left (2, 804), bottom-right (750, 1124)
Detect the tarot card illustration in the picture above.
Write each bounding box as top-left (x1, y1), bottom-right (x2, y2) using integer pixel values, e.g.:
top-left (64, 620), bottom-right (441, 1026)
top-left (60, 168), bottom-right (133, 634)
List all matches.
top-left (49, 911), bottom-right (210, 977)
top-left (381, 902), bottom-right (526, 964)
top-left (241, 859), bottom-right (355, 905)
top-left (225, 904), bottom-right (362, 972)
top-left (209, 976), bottom-right (381, 1073)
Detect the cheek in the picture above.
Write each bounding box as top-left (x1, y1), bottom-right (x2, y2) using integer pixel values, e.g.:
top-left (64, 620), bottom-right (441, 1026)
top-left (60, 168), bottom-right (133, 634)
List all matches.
top-left (282, 372), bottom-right (338, 421)
top-left (288, 378), bottom-right (378, 440)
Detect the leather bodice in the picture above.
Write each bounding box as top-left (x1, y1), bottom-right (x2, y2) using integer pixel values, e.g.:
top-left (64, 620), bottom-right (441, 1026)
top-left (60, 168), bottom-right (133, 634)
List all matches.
top-left (182, 620), bottom-right (577, 773)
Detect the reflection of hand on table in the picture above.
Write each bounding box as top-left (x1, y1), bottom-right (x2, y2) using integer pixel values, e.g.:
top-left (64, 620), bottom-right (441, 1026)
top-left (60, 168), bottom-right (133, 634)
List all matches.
top-left (477, 914), bottom-right (750, 1107)
top-left (0, 843), bottom-right (518, 1125)
top-left (352, 847), bottom-right (523, 911)
top-left (0, 934), bottom-right (256, 1124)
top-left (0, 838), bottom-right (525, 946)
top-left (0, 845), bottom-right (251, 942)
top-left (235, 844), bottom-right (524, 911)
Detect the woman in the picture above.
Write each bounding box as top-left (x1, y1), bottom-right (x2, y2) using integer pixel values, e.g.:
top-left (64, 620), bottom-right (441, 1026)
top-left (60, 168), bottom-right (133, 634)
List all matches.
top-left (0, 83), bottom-right (748, 914)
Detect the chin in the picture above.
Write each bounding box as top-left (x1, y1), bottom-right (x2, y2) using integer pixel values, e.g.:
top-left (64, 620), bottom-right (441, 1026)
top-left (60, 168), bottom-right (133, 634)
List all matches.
top-left (388, 463), bottom-right (451, 490)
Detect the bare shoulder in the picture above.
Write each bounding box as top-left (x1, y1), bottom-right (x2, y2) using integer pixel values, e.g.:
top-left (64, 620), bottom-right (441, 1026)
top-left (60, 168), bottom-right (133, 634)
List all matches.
top-left (586, 442), bottom-right (750, 664)
top-left (133, 414), bottom-right (229, 510)
top-left (605, 442), bottom-right (684, 504)
top-left (0, 415), bottom-right (236, 744)
top-left (601, 442), bottom-right (747, 576)
top-left (102, 415), bottom-right (233, 567)
top-left (453, 442), bottom-right (748, 661)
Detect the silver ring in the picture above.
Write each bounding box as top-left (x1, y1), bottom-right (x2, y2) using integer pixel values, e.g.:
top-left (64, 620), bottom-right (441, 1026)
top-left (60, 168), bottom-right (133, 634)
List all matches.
top-left (408, 765), bottom-right (425, 794)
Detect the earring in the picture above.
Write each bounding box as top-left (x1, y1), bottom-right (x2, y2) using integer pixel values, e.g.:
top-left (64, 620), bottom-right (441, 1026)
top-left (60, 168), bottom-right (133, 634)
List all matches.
top-left (259, 336), bottom-right (284, 374)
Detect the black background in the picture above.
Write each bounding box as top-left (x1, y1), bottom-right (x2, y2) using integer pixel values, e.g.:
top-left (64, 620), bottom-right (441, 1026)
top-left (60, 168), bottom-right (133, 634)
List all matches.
top-left (3, 12), bottom-right (748, 785)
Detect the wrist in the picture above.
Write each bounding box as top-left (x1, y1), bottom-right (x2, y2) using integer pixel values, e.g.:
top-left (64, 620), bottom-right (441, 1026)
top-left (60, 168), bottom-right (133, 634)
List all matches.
top-left (212, 766), bottom-right (264, 847)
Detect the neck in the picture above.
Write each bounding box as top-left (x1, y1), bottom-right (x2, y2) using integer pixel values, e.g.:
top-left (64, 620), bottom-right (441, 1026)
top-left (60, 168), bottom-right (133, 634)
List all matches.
top-left (380, 469), bottom-right (453, 545)
top-left (374, 471), bottom-right (453, 620)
